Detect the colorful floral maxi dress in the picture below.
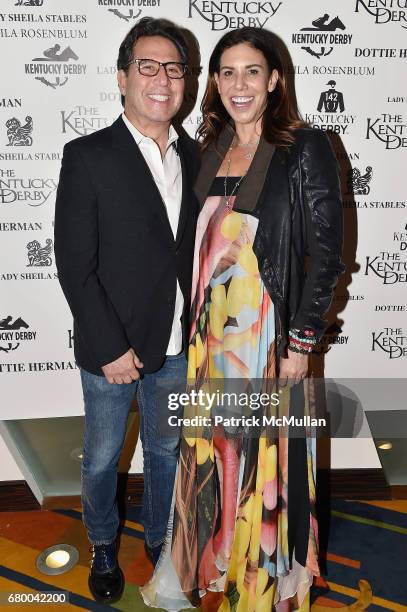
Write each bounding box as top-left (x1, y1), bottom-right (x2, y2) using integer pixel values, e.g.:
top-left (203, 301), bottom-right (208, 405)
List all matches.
top-left (141, 179), bottom-right (320, 611)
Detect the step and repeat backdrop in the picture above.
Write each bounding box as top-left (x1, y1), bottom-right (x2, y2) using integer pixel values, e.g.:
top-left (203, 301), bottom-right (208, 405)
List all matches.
top-left (0, 0), bottom-right (406, 423)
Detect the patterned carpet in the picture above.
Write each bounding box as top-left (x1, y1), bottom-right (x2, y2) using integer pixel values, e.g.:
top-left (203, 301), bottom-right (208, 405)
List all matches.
top-left (0, 500), bottom-right (406, 611)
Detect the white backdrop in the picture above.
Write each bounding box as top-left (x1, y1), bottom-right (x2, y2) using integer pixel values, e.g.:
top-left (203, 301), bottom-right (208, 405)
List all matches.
top-left (0, 0), bottom-right (406, 476)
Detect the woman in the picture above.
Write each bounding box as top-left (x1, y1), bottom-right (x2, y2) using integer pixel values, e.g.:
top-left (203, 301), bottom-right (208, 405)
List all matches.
top-left (141, 27), bottom-right (344, 611)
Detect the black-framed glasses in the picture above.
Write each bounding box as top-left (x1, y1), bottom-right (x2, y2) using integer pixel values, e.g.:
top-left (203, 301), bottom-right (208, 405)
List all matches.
top-left (126, 58), bottom-right (188, 79)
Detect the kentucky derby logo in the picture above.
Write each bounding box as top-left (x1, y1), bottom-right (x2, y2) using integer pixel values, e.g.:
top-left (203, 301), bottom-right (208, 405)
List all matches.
top-left (292, 14), bottom-right (352, 58)
top-left (347, 166), bottom-right (373, 195)
top-left (313, 322), bottom-right (349, 354)
top-left (6, 116), bottom-right (33, 146)
top-left (15, 0), bottom-right (44, 5)
top-left (0, 170), bottom-right (57, 207)
top-left (60, 106), bottom-right (111, 136)
top-left (25, 45), bottom-right (86, 89)
top-left (317, 81), bottom-right (345, 113)
top-left (188, 0), bottom-right (283, 31)
top-left (365, 223), bottom-right (407, 284)
top-left (0, 315), bottom-right (36, 353)
top-left (26, 239), bottom-right (53, 267)
top-left (305, 81), bottom-right (354, 134)
top-left (355, 0), bottom-right (407, 28)
top-left (372, 328), bottom-right (407, 359)
top-left (365, 113), bottom-right (407, 150)
top-left (96, 1), bottom-right (146, 22)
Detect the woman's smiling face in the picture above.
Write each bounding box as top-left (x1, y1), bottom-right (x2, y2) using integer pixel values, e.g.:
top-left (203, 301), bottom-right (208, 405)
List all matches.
top-left (214, 42), bottom-right (278, 129)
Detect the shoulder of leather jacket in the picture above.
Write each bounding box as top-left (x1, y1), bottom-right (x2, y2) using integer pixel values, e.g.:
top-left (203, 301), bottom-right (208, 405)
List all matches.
top-left (286, 127), bottom-right (338, 166)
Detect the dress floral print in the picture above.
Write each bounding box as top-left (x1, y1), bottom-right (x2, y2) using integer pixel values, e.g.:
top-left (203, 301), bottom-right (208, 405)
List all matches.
top-left (141, 181), bottom-right (319, 612)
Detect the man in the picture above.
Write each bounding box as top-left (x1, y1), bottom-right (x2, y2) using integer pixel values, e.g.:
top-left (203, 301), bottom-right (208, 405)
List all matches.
top-left (54, 17), bottom-right (199, 604)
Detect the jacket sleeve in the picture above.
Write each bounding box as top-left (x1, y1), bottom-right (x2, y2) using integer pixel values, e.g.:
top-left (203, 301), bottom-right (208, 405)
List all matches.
top-left (290, 131), bottom-right (345, 339)
top-left (54, 141), bottom-right (130, 368)
top-left (316, 92), bottom-right (325, 113)
top-left (338, 92), bottom-right (345, 113)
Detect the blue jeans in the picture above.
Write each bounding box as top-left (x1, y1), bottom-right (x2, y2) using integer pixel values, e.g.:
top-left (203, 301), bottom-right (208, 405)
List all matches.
top-left (80, 352), bottom-right (186, 548)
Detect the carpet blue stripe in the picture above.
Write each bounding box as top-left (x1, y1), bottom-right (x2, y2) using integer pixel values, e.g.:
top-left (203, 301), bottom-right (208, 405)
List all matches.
top-left (53, 509), bottom-right (144, 540)
top-left (331, 499), bottom-right (407, 529)
top-left (327, 514), bottom-right (407, 605)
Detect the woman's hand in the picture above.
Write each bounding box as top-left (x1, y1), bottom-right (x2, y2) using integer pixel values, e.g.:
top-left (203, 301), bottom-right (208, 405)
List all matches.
top-left (278, 350), bottom-right (309, 387)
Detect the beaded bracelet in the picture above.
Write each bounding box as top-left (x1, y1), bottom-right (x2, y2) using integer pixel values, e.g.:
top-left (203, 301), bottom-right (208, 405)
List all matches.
top-left (288, 343), bottom-right (312, 354)
top-left (288, 328), bottom-right (317, 354)
top-left (289, 332), bottom-right (315, 345)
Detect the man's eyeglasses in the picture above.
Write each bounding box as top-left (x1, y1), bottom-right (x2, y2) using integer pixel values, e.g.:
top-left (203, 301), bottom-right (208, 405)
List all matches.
top-left (125, 58), bottom-right (188, 79)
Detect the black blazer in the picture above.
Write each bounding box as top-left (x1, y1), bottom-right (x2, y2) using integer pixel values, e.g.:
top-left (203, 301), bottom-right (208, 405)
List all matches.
top-left (55, 116), bottom-right (199, 375)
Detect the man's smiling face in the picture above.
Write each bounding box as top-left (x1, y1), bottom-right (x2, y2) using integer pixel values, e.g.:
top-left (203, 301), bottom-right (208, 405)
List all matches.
top-left (118, 35), bottom-right (185, 130)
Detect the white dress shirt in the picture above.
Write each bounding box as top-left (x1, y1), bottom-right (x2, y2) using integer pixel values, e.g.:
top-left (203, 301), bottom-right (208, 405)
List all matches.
top-left (122, 113), bottom-right (184, 355)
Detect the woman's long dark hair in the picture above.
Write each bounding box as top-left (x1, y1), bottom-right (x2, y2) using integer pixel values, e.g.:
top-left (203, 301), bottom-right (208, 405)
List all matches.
top-left (198, 27), bottom-right (305, 151)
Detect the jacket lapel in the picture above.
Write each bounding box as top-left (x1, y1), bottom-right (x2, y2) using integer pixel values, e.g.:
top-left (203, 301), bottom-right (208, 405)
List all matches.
top-left (108, 116), bottom-right (174, 244)
top-left (174, 139), bottom-right (190, 249)
top-left (194, 124), bottom-right (233, 206)
top-left (235, 137), bottom-right (276, 212)
top-left (194, 124), bottom-right (276, 213)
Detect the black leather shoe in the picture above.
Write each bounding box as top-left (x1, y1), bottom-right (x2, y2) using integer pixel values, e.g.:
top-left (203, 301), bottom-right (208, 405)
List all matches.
top-left (88, 542), bottom-right (124, 603)
top-left (144, 542), bottom-right (163, 567)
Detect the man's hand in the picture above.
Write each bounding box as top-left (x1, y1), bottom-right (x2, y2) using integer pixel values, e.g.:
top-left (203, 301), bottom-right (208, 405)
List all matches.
top-left (278, 350), bottom-right (309, 387)
top-left (102, 348), bottom-right (144, 384)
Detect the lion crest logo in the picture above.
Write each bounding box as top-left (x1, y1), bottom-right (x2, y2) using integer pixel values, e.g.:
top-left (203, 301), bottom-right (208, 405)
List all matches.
top-left (26, 239), bottom-right (53, 267)
top-left (347, 166), bottom-right (373, 195)
top-left (6, 115), bottom-right (33, 146)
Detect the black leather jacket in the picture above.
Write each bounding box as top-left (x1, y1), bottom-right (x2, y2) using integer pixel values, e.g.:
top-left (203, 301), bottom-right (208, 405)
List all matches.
top-left (195, 126), bottom-right (345, 357)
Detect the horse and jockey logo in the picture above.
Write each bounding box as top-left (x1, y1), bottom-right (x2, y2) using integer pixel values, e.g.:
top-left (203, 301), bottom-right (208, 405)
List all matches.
top-left (33, 45), bottom-right (78, 63)
top-left (0, 316), bottom-right (31, 354)
top-left (292, 14), bottom-right (352, 59)
top-left (6, 116), bottom-right (33, 146)
top-left (26, 239), bottom-right (53, 267)
top-left (25, 45), bottom-right (86, 89)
